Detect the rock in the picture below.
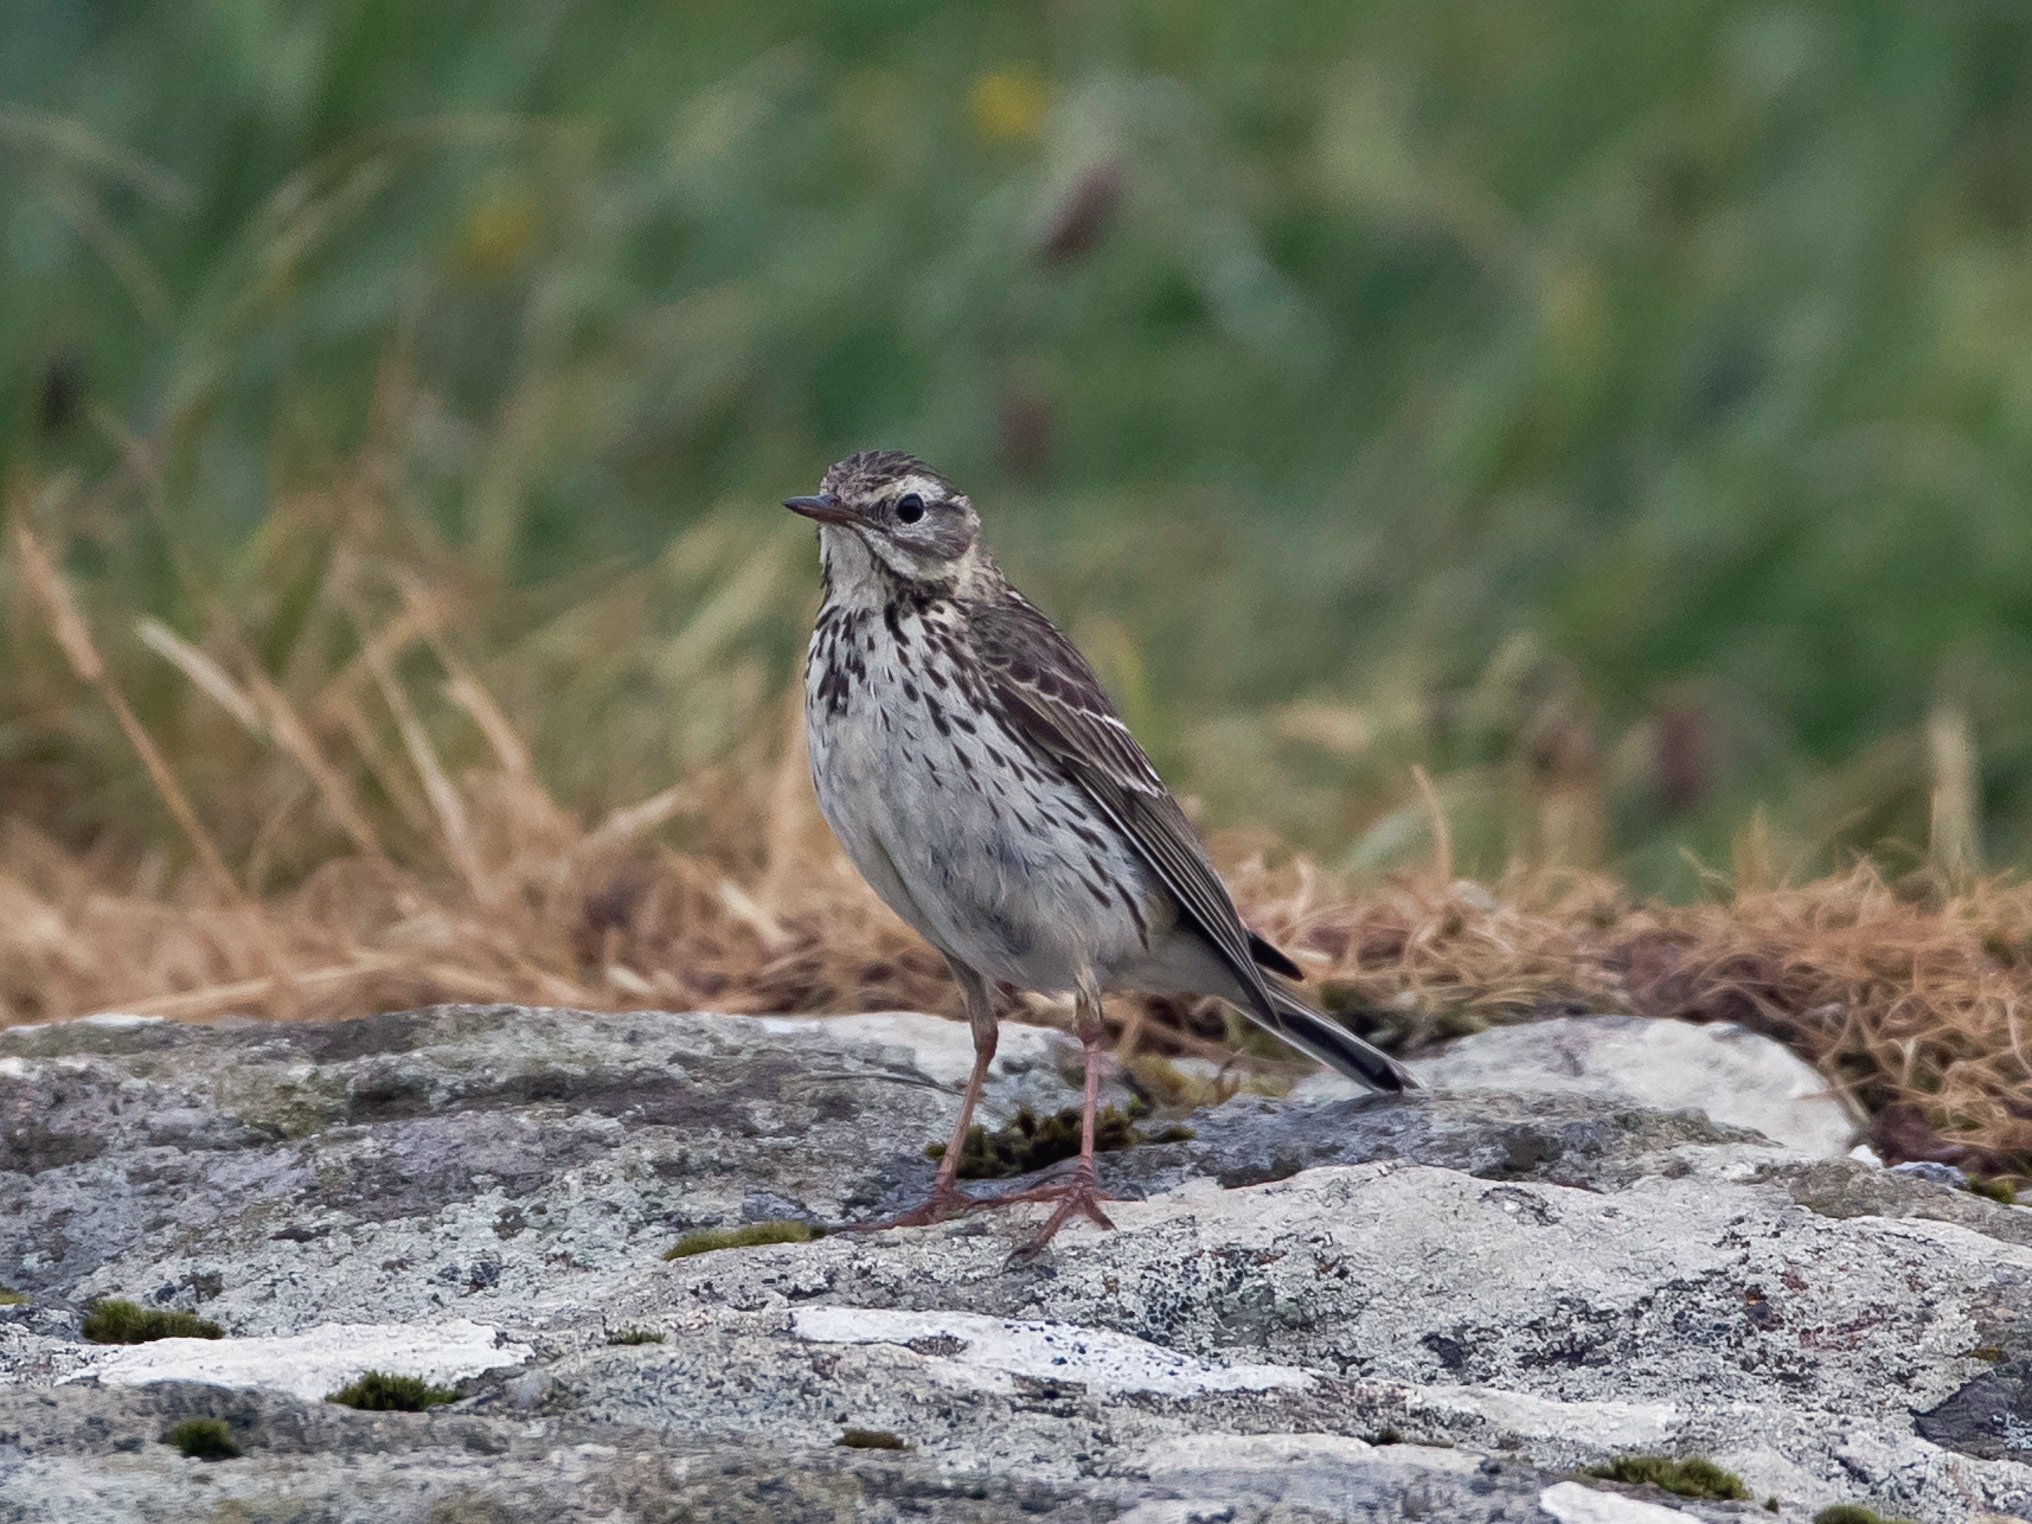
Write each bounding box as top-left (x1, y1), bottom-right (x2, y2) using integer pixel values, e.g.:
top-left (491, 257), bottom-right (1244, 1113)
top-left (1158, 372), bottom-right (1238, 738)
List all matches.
top-left (2, 1003), bottom-right (2028, 1524)
top-left (1309, 1014), bottom-right (1857, 1157)
top-left (67, 1319), bottom-right (531, 1402)
top-left (1892, 1160), bottom-right (1971, 1189)
top-left (1539, 1481), bottom-right (1708, 1523)
top-left (1783, 1157), bottom-right (2032, 1246)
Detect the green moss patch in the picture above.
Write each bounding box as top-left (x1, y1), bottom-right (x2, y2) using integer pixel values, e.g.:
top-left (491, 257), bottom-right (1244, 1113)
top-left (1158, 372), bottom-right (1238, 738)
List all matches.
top-left (1967, 1175), bottom-right (2019, 1204)
top-left (923, 1104), bottom-right (1195, 1180)
top-left (163, 1418), bottom-right (241, 1460)
top-left (1123, 1053), bottom-right (1281, 1109)
top-left (0, 1288), bottom-right (26, 1307)
top-left (324, 1370), bottom-right (459, 1411)
top-left (82, 1299), bottom-right (224, 1344)
top-left (836, 1427), bottom-right (908, 1450)
top-left (606, 1328), bottom-right (666, 1345)
top-left (1812, 1507), bottom-right (1919, 1524)
top-left (663, 1220), bottom-right (824, 1259)
top-left (1585, 1455), bottom-right (1749, 1501)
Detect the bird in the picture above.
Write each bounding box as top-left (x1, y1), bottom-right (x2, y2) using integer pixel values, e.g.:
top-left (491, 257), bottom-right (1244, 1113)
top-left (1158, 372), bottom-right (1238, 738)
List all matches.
top-left (786, 450), bottom-right (1413, 1252)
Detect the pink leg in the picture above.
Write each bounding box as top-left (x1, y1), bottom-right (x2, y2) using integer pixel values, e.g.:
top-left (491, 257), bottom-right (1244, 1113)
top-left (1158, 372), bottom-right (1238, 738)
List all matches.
top-left (997, 977), bottom-right (1116, 1255)
top-left (845, 962), bottom-right (997, 1231)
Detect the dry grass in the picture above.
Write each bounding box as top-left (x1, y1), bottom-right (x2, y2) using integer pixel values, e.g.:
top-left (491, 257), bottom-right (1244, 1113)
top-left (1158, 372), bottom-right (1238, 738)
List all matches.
top-left (1238, 859), bottom-right (2032, 1176)
top-left (2, 490), bottom-right (2029, 1183)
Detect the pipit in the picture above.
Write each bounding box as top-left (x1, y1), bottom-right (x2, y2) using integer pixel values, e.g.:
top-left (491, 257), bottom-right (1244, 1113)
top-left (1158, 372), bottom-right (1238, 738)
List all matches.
top-left (788, 451), bottom-right (1412, 1252)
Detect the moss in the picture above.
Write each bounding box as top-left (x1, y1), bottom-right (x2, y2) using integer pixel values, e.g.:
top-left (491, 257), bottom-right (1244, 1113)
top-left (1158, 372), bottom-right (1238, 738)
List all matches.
top-left (1585, 1455), bottom-right (1749, 1501)
top-left (606, 1328), bottom-right (666, 1345)
top-left (82, 1299), bottom-right (224, 1344)
top-left (1366, 1428), bottom-right (1403, 1445)
top-left (324, 1370), bottom-right (459, 1411)
top-left (1125, 1053), bottom-right (1241, 1110)
top-left (217, 1068), bottom-right (348, 1140)
top-left (0, 1288), bottom-right (27, 1307)
top-left (163, 1418), bottom-right (241, 1460)
top-left (662, 1220), bottom-right (824, 1259)
top-left (1966, 1175), bottom-right (2019, 1204)
top-left (836, 1427), bottom-right (908, 1450)
top-left (922, 1104), bottom-right (1195, 1180)
top-left (1966, 1345), bottom-right (2005, 1361)
top-left (1812, 1507), bottom-right (1919, 1524)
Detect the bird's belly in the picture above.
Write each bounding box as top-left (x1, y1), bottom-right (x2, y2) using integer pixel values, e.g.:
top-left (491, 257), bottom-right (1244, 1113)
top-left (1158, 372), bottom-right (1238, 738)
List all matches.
top-left (806, 658), bottom-right (1151, 993)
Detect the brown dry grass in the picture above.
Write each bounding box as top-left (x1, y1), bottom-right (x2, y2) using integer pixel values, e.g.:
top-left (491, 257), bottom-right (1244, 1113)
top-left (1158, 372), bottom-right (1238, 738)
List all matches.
top-left (2, 507), bottom-right (2029, 1182)
top-left (1236, 860), bottom-right (2032, 1175)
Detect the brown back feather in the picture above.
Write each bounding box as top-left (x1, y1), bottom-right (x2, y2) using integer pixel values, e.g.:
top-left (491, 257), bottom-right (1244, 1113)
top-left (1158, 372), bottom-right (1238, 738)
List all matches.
top-left (968, 585), bottom-right (1290, 1016)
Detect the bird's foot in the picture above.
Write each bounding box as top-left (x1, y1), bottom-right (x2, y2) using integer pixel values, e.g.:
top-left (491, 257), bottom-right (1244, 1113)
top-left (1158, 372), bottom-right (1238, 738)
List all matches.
top-left (988, 1161), bottom-right (1116, 1259)
top-left (839, 1178), bottom-right (983, 1233)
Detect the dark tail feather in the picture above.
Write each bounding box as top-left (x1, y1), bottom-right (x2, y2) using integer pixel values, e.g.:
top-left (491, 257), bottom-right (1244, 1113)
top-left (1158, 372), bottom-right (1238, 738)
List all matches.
top-left (1245, 983), bottom-right (1417, 1093)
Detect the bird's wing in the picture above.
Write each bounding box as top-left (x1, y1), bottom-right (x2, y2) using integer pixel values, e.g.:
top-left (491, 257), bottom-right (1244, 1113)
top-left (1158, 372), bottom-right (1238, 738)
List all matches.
top-left (970, 589), bottom-right (1283, 1011)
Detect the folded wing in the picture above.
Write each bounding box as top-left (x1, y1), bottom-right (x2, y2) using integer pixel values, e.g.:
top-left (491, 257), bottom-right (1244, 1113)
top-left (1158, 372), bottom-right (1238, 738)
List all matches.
top-left (970, 590), bottom-right (1409, 1092)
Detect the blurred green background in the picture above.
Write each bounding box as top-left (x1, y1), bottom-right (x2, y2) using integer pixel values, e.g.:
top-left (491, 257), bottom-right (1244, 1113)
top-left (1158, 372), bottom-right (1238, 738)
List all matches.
top-left (7, 0), bottom-right (2032, 896)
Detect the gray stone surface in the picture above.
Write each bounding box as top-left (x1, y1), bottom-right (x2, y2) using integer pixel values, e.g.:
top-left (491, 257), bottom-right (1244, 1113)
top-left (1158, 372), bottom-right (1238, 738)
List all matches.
top-left (1298, 1014), bottom-right (1859, 1158)
top-left (2, 1004), bottom-right (2029, 1523)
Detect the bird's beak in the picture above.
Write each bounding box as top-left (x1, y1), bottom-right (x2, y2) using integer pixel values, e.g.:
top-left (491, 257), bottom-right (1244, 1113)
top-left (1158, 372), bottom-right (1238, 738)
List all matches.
top-left (783, 494), bottom-right (862, 527)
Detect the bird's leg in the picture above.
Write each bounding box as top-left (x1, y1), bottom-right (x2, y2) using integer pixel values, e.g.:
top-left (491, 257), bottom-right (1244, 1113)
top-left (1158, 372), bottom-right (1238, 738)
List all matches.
top-left (845, 958), bottom-right (997, 1231)
top-left (926, 1020), bottom-right (997, 1211)
top-left (1005, 975), bottom-right (1117, 1256)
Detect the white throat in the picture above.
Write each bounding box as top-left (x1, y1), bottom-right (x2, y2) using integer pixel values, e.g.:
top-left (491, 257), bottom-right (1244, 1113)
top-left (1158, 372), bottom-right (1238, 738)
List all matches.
top-left (816, 526), bottom-right (890, 607)
top-left (817, 523), bottom-right (946, 600)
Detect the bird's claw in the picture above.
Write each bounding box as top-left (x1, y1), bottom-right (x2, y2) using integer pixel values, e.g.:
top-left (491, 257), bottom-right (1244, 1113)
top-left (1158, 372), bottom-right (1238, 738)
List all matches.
top-left (988, 1164), bottom-right (1117, 1259)
top-left (839, 1179), bottom-right (984, 1233)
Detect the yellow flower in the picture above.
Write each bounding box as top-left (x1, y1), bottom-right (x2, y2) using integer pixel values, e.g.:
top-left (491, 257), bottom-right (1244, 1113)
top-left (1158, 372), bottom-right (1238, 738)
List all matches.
top-left (968, 70), bottom-right (1050, 145)
top-left (456, 185), bottom-right (539, 281)
top-left (1539, 259), bottom-right (1609, 379)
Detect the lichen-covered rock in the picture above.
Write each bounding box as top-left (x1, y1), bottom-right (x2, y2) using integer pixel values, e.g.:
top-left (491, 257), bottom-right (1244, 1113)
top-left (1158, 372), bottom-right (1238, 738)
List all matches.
top-left (1302, 1013), bottom-right (1859, 1158)
top-left (1, 1004), bottom-right (2027, 1523)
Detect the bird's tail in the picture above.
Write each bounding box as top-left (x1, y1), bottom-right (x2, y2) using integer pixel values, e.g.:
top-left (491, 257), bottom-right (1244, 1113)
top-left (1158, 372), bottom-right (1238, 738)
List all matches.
top-left (1244, 983), bottom-right (1417, 1093)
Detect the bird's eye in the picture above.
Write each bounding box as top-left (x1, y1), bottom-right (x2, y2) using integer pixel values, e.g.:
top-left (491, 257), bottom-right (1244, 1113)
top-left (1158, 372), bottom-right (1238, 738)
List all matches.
top-left (895, 493), bottom-right (925, 524)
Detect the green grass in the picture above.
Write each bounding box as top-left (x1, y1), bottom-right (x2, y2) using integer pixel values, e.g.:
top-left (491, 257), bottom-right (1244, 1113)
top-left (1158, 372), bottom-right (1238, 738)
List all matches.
top-left (1585, 1455), bottom-right (1749, 1502)
top-left (162, 1418), bottom-right (240, 1461)
top-left (663, 1221), bottom-right (825, 1260)
top-left (837, 1427), bottom-right (909, 1450)
top-left (324, 1371), bottom-right (460, 1411)
top-left (81, 1300), bottom-right (224, 1344)
top-left (10, 2), bottom-right (2032, 898)
top-left (606, 1328), bottom-right (666, 1346)
top-left (1966, 1175), bottom-right (2019, 1204)
top-left (1813, 1507), bottom-right (1919, 1524)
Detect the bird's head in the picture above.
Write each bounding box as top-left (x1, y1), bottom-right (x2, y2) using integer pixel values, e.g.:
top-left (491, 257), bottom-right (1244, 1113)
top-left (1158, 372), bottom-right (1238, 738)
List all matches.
top-left (786, 451), bottom-right (985, 589)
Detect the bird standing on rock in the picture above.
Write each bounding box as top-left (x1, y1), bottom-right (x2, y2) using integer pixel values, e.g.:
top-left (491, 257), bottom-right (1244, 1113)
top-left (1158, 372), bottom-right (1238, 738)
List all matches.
top-left (787, 451), bottom-right (1412, 1252)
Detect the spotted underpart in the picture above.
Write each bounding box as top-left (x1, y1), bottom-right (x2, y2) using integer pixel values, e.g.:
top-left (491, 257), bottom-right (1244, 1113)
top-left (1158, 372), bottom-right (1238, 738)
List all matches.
top-left (805, 520), bottom-right (1156, 992)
